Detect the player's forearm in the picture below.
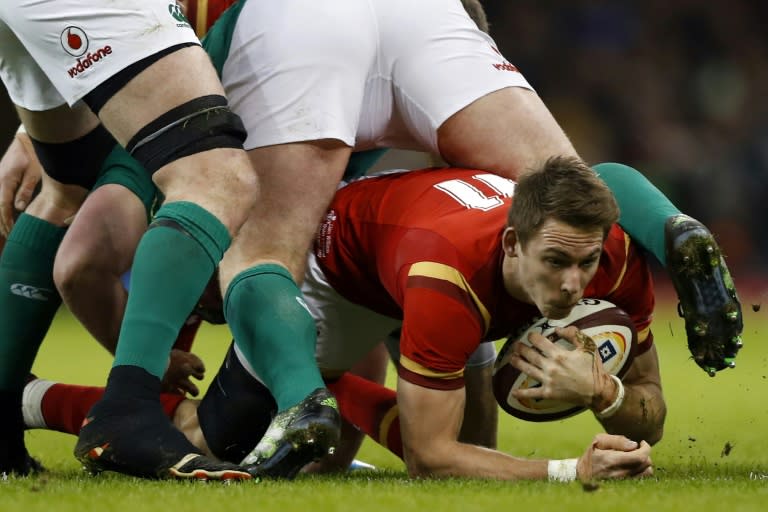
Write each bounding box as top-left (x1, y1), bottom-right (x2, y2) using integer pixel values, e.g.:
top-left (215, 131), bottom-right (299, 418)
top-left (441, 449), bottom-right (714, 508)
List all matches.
top-left (594, 383), bottom-right (666, 445)
top-left (404, 439), bottom-right (559, 481)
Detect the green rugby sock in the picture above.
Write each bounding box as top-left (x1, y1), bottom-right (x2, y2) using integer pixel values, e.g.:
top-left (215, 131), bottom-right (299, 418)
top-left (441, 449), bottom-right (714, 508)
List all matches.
top-left (225, 264), bottom-right (325, 411)
top-left (113, 201), bottom-right (230, 378)
top-left (0, 214), bottom-right (66, 388)
top-left (594, 162), bottom-right (681, 266)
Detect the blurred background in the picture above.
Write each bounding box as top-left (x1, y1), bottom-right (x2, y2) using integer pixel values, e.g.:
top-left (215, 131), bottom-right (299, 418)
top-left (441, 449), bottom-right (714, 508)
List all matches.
top-left (2, 0), bottom-right (767, 293)
top-left (484, 1), bottom-right (768, 281)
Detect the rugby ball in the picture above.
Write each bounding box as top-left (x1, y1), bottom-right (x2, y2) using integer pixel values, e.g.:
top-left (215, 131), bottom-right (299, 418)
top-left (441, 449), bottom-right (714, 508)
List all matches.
top-left (493, 298), bottom-right (637, 422)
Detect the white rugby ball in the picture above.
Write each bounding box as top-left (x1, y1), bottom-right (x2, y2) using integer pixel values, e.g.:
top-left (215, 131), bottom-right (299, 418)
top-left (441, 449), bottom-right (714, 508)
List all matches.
top-left (493, 298), bottom-right (637, 422)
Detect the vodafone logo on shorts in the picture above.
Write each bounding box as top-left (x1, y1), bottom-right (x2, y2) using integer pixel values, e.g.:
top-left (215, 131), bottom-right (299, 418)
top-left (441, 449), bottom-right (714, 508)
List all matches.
top-left (489, 44), bottom-right (519, 73)
top-left (61, 26), bottom-right (114, 78)
top-left (60, 26), bottom-right (88, 57)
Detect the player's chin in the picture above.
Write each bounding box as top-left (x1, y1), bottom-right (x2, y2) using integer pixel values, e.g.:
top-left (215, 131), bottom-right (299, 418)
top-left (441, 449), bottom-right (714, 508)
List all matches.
top-left (542, 303), bottom-right (577, 320)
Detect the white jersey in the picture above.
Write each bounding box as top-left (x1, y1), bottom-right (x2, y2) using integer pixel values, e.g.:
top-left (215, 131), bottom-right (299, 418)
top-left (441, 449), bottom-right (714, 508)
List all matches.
top-left (221, 0), bottom-right (533, 155)
top-left (0, 1), bottom-right (200, 110)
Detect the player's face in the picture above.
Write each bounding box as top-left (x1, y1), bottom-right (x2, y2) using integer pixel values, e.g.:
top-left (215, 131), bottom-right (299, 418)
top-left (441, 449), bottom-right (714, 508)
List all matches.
top-left (505, 218), bottom-right (604, 320)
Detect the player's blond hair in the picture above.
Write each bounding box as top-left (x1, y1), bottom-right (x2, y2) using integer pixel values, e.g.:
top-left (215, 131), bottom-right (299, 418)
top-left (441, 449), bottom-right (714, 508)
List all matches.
top-left (508, 156), bottom-right (619, 246)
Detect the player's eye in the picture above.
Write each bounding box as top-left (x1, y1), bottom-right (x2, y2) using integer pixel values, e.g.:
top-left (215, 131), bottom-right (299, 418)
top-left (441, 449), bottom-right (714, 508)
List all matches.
top-left (546, 258), bottom-right (564, 268)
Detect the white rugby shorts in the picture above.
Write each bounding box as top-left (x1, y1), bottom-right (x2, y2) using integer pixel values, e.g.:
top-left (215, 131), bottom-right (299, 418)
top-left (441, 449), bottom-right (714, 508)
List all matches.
top-left (0, 1), bottom-right (200, 110)
top-left (223, 0), bottom-right (533, 154)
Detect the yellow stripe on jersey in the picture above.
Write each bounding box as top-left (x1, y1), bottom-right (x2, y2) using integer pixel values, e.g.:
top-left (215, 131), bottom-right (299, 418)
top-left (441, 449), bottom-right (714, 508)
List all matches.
top-left (408, 261), bottom-right (491, 333)
top-left (607, 232), bottom-right (632, 295)
top-left (196, 0), bottom-right (210, 37)
top-left (400, 354), bottom-right (465, 380)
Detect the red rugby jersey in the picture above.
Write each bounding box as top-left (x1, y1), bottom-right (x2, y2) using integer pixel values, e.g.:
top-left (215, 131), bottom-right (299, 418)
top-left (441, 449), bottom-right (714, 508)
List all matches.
top-left (185, 0), bottom-right (237, 36)
top-left (315, 168), bottom-right (654, 390)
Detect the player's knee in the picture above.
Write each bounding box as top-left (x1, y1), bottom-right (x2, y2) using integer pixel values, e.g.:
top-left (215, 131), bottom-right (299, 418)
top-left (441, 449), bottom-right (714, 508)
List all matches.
top-left (52, 236), bottom-right (111, 299)
top-left (52, 247), bottom-right (90, 300)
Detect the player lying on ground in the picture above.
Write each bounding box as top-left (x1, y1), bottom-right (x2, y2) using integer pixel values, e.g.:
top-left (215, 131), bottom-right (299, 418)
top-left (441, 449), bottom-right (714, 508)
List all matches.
top-left (25, 159), bottom-right (663, 481)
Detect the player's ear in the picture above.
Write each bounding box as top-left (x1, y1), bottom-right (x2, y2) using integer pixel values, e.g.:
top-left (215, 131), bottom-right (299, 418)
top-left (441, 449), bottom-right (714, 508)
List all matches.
top-left (502, 227), bottom-right (518, 257)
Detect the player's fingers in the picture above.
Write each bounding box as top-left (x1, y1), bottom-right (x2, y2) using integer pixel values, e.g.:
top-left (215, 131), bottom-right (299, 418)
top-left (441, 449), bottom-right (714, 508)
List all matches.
top-left (15, 166), bottom-right (40, 211)
top-left (513, 339), bottom-right (547, 365)
top-left (591, 433), bottom-right (641, 452)
top-left (0, 173), bottom-right (20, 237)
top-left (634, 465), bottom-right (654, 478)
top-left (186, 352), bottom-right (205, 378)
top-left (180, 378), bottom-right (200, 397)
top-left (525, 331), bottom-right (563, 357)
top-left (508, 354), bottom-right (545, 387)
top-left (554, 326), bottom-right (582, 347)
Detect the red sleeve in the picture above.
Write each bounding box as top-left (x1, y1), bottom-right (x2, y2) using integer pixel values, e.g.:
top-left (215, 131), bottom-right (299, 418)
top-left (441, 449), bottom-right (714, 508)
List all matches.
top-left (396, 264), bottom-right (488, 390)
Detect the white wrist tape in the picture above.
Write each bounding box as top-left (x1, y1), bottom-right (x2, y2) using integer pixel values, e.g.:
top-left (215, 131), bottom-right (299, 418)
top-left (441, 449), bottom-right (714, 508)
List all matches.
top-left (547, 458), bottom-right (578, 482)
top-left (595, 375), bottom-right (625, 419)
top-left (16, 123), bottom-right (26, 134)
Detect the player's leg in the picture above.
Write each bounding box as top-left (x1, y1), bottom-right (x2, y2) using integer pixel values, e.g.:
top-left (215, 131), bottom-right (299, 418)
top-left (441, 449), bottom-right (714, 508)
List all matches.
top-left (0, 2), bottom-right (257, 479)
top-left (0, 104), bottom-right (94, 475)
top-left (306, 343), bottom-right (390, 473)
top-left (22, 378), bottom-right (186, 437)
top-left (215, 0), bottom-right (376, 478)
top-left (220, 144), bottom-right (350, 478)
top-left (54, 146), bottom-right (155, 354)
top-left (594, 162), bottom-right (742, 374)
top-left (370, 0), bottom-right (577, 180)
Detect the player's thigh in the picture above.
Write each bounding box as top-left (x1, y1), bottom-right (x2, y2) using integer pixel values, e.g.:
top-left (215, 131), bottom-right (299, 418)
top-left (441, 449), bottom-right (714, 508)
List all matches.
top-left (222, 0), bottom-right (376, 150)
top-left (219, 140), bottom-right (351, 286)
top-left (371, 0), bottom-right (530, 151)
top-left (437, 87), bottom-right (578, 179)
top-left (373, 0), bottom-right (575, 175)
top-left (303, 253), bottom-right (401, 375)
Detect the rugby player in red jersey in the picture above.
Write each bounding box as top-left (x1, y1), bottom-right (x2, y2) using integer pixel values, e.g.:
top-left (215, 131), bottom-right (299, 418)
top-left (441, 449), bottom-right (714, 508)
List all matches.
top-left (25, 158), bottom-right (661, 482)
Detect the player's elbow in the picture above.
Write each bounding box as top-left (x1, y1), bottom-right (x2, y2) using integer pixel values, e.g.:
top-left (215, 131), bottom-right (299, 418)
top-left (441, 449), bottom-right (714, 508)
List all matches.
top-left (634, 399), bottom-right (667, 446)
top-left (646, 402), bottom-right (667, 446)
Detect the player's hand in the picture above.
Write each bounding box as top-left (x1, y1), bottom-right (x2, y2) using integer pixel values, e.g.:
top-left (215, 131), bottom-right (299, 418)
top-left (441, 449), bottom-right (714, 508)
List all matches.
top-left (577, 433), bottom-right (653, 481)
top-left (509, 326), bottom-right (614, 409)
top-left (0, 132), bottom-right (42, 237)
top-left (162, 349), bottom-right (206, 396)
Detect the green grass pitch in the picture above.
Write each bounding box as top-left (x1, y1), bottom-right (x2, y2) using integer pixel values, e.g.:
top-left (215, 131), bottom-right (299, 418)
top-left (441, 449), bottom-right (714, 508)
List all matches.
top-left (3, 297), bottom-right (767, 511)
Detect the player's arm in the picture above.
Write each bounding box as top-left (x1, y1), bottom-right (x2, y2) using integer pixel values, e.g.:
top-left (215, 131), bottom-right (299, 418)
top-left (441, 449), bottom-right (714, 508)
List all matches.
top-left (459, 355), bottom-right (497, 448)
top-left (593, 343), bottom-right (666, 445)
top-left (397, 376), bottom-right (652, 480)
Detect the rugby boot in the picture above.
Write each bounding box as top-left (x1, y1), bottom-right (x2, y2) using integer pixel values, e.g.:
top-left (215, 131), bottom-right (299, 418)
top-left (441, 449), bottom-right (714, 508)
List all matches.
top-left (74, 365), bottom-right (252, 481)
top-left (664, 214), bottom-right (743, 376)
top-left (241, 388), bottom-right (341, 479)
top-left (1, 389), bottom-right (45, 477)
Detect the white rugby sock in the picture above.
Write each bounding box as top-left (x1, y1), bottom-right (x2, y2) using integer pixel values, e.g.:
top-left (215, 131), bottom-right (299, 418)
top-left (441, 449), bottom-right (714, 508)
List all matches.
top-left (22, 378), bottom-right (56, 429)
